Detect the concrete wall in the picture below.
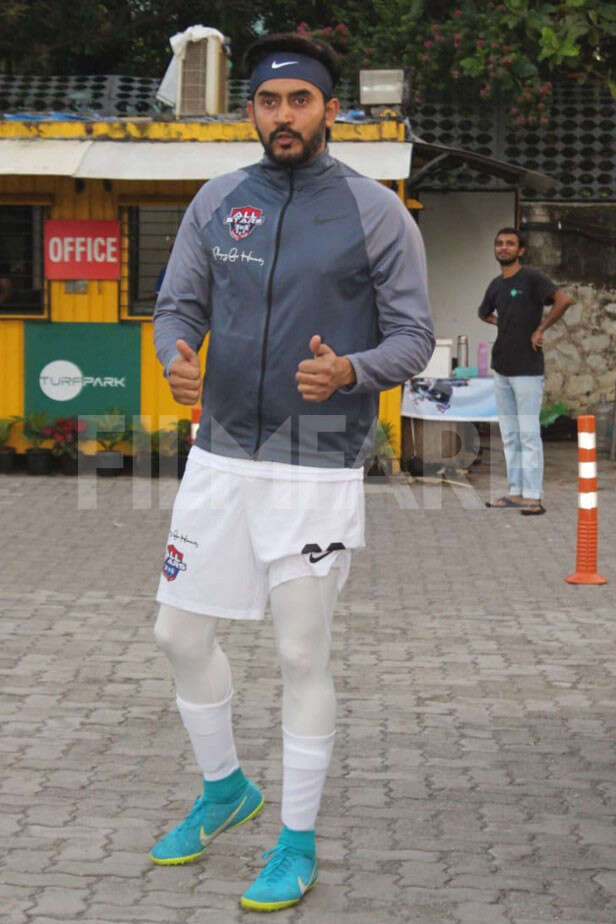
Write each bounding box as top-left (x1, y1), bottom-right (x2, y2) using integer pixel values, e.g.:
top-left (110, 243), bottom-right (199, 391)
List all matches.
top-left (541, 285), bottom-right (616, 411)
top-left (418, 191), bottom-right (516, 370)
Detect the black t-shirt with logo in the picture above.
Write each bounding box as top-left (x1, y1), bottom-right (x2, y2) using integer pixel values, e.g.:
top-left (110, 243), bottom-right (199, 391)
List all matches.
top-left (478, 266), bottom-right (557, 375)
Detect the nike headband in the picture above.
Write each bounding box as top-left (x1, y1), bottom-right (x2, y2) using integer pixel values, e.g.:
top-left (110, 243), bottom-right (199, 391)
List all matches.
top-left (249, 52), bottom-right (334, 99)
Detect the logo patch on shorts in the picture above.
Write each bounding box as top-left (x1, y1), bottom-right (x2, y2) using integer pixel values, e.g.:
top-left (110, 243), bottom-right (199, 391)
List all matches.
top-left (162, 544), bottom-right (187, 582)
top-left (224, 206), bottom-right (264, 241)
top-left (301, 542), bottom-right (346, 564)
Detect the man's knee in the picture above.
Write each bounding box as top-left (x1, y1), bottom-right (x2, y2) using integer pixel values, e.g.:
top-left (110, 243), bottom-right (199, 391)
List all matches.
top-left (278, 632), bottom-right (328, 684)
top-left (519, 424), bottom-right (541, 448)
top-left (154, 605), bottom-right (183, 654)
top-left (154, 605), bottom-right (215, 663)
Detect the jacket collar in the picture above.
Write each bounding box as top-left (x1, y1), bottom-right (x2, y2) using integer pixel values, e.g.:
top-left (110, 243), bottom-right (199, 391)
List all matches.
top-left (258, 148), bottom-right (335, 189)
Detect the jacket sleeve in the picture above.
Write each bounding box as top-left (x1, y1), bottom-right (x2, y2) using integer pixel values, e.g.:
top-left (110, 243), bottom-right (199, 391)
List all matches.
top-left (343, 180), bottom-right (435, 393)
top-left (153, 196), bottom-right (212, 376)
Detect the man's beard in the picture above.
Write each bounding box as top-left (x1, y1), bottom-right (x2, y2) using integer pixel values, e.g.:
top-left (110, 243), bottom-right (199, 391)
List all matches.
top-left (258, 118), bottom-right (326, 166)
top-left (497, 255), bottom-right (519, 266)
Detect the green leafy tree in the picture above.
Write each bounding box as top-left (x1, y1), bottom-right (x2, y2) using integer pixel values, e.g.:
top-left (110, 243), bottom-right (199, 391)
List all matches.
top-left (257, 0), bottom-right (616, 120)
top-left (0, 2), bottom-right (132, 75)
top-left (119, 1), bottom-right (260, 78)
top-left (0, 1), bottom-right (260, 77)
top-left (1, 0), bottom-right (614, 120)
top-left (407, 0), bottom-right (616, 123)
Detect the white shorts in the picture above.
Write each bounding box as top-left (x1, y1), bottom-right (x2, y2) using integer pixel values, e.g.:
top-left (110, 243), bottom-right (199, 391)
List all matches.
top-left (156, 447), bottom-right (365, 620)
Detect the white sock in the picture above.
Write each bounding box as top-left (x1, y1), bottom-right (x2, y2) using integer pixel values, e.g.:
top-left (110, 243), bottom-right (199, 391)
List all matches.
top-left (176, 692), bottom-right (239, 781)
top-left (281, 727), bottom-right (335, 831)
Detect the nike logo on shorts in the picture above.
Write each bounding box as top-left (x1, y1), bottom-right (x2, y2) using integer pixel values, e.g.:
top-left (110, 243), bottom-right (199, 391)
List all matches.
top-left (302, 542), bottom-right (346, 564)
top-left (308, 550), bottom-right (335, 563)
top-left (271, 60), bottom-right (298, 69)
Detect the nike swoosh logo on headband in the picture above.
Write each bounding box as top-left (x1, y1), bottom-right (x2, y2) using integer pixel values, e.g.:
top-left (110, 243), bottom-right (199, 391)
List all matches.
top-left (271, 60), bottom-right (299, 69)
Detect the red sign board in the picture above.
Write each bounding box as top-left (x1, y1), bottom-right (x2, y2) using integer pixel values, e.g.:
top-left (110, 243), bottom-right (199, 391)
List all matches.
top-left (44, 220), bottom-right (121, 280)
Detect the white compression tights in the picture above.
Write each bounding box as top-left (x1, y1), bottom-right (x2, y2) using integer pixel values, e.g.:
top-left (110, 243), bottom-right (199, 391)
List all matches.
top-left (270, 571), bottom-right (339, 737)
top-left (154, 570), bottom-right (340, 828)
top-left (154, 570), bottom-right (339, 732)
top-left (154, 604), bottom-right (232, 704)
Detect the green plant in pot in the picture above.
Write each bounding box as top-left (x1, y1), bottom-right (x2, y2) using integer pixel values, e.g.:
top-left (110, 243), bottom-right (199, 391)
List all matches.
top-left (131, 418), bottom-right (168, 478)
top-left (0, 416), bottom-right (21, 474)
top-left (95, 410), bottom-right (130, 477)
top-left (23, 411), bottom-right (54, 475)
top-left (366, 420), bottom-right (396, 479)
top-left (176, 418), bottom-right (192, 478)
top-left (47, 416), bottom-right (89, 475)
top-left (156, 419), bottom-right (190, 479)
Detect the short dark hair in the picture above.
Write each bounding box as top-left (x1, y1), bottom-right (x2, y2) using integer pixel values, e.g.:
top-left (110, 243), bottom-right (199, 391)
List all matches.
top-left (243, 32), bottom-right (342, 92)
top-left (495, 227), bottom-right (526, 249)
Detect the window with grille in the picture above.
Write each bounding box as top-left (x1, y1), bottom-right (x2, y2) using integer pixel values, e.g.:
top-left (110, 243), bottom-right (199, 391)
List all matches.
top-left (0, 205), bottom-right (47, 317)
top-left (120, 204), bottom-right (188, 318)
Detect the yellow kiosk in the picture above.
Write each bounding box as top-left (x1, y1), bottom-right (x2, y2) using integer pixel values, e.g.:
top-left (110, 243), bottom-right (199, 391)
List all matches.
top-left (0, 116), bottom-right (413, 458)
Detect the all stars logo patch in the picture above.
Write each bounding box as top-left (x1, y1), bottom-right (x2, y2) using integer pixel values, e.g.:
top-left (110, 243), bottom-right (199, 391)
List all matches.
top-left (224, 206), bottom-right (264, 241)
top-left (162, 544), bottom-right (187, 582)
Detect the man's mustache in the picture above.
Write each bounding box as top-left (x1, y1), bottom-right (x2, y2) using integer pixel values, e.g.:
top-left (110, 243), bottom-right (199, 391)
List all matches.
top-left (269, 127), bottom-right (303, 142)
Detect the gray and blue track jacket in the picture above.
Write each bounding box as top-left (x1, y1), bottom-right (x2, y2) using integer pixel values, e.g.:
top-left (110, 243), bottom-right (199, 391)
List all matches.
top-left (154, 148), bottom-right (434, 468)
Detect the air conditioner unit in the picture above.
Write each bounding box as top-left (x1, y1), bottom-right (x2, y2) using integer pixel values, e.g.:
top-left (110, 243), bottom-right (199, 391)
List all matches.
top-left (176, 34), bottom-right (229, 117)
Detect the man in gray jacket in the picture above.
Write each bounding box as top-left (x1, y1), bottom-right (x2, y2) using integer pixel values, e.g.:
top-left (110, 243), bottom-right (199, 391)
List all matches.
top-left (150, 32), bottom-right (434, 911)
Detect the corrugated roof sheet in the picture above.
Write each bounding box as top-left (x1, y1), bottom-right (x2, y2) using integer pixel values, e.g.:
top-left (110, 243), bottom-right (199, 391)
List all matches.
top-left (0, 138), bottom-right (413, 180)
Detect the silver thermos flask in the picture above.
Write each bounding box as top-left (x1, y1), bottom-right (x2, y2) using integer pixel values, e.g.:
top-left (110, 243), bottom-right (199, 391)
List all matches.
top-left (457, 335), bottom-right (468, 367)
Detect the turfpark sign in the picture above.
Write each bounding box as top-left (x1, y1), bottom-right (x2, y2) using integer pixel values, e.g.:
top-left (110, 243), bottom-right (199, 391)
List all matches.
top-left (25, 322), bottom-right (140, 417)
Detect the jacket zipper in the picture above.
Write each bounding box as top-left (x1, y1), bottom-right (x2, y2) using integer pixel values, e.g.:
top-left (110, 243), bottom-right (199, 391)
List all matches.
top-left (253, 170), bottom-right (295, 456)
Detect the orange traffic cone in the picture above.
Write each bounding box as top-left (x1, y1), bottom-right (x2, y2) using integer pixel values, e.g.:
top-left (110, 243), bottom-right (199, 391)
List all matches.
top-left (565, 415), bottom-right (607, 585)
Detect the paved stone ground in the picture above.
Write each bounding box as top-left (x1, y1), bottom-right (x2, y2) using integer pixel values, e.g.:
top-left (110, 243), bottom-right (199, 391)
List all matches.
top-left (1, 440), bottom-right (616, 924)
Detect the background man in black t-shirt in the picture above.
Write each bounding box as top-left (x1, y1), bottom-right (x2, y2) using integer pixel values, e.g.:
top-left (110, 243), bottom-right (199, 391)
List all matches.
top-left (479, 227), bottom-right (572, 515)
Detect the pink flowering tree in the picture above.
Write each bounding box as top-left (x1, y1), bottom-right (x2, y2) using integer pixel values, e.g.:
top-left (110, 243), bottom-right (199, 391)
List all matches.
top-left (261, 0), bottom-right (616, 124)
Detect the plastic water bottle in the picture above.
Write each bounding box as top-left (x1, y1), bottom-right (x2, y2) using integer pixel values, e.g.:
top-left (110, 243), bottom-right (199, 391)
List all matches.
top-left (477, 342), bottom-right (489, 377)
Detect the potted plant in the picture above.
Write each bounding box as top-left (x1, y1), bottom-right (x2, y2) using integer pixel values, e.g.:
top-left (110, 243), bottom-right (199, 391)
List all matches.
top-left (132, 419), bottom-right (166, 478)
top-left (176, 418), bottom-right (192, 478)
top-left (157, 418), bottom-right (192, 479)
top-left (156, 419), bottom-right (190, 479)
top-left (0, 416), bottom-right (21, 473)
top-left (46, 416), bottom-right (89, 475)
top-left (365, 420), bottom-right (396, 479)
top-left (95, 410), bottom-right (130, 477)
top-left (22, 411), bottom-right (54, 474)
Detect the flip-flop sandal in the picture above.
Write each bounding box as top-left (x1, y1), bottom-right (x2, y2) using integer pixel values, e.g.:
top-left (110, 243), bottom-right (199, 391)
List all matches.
top-left (520, 503), bottom-right (546, 516)
top-left (485, 496), bottom-right (523, 508)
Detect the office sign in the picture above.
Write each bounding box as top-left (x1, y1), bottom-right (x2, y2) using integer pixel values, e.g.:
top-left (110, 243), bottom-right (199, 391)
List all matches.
top-left (44, 220), bottom-right (121, 279)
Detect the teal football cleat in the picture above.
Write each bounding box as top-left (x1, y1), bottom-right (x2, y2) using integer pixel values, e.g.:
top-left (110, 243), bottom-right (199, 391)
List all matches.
top-left (240, 842), bottom-right (318, 912)
top-left (150, 778), bottom-right (264, 865)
